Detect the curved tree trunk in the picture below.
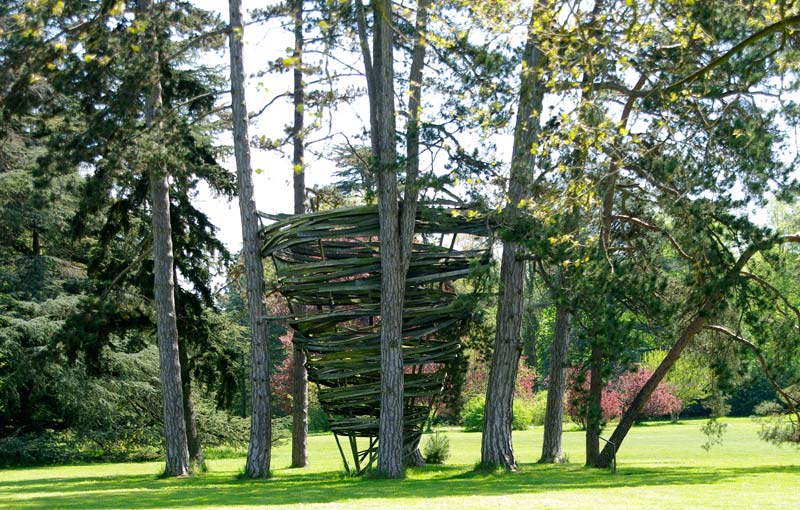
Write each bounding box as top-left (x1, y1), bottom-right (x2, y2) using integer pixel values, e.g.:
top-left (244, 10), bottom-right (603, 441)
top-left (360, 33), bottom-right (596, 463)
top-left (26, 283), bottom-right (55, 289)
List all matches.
top-left (480, 7), bottom-right (545, 471)
top-left (229, 0), bottom-right (272, 478)
top-left (540, 295), bottom-right (570, 463)
top-left (595, 315), bottom-right (707, 468)
top-left (290, 0), bottom-right (308, 470)
top-left (594, 236), bottom-right (774, 468)
top-left (405, 435), bottom-right (426, 467)
top-left (138, 0), bottom-right (190, 478)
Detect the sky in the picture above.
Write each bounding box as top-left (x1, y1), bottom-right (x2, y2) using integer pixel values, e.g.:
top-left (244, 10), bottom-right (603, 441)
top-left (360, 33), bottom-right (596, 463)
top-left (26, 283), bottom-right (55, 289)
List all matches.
top-left (190, 0), bottom-right (356, 252)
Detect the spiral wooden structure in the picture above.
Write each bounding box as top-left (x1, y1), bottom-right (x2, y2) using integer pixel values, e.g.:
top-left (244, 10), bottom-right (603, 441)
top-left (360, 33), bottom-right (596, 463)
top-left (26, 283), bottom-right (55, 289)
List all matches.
top-left (260, 205), bottom-right (490, 473)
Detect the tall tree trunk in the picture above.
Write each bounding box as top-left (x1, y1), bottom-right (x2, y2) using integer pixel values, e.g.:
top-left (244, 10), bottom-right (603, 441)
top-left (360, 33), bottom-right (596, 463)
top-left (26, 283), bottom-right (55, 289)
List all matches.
top-left (401, 0), bottom-right (430, 468)
top-left (355, 0), bottom-right (430, 477)
top-left (174, 268), bottom-right (204, 468)
top-left (585, 343), bottom-right (603, 466)
top-left (290, 0), bottom-right (309, 470)
top-left (540, 285), bottom-right (570, 464)
top-left (229, 0), bottom-right (272, 478)
top-left (481, 8), bottom-right (545, 471)
top-left (178, 321), bottom-right (204, 468)
top-left (357, 0), bottom-right (404, 478)
top-left (138, 0), bottom-right (190, 478)
top-left (522, 265), bottom-right (538, 369)
top-left (240, 349), bottom-right (248, 417)
top-left (482, 242), bottom-right (524, 470)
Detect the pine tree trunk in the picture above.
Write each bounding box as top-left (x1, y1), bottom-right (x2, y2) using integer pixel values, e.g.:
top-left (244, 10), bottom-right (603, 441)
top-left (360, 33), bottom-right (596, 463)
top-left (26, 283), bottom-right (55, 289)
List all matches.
top-left (290, 0), bottom-right (309, 470)
top-left (229, 0), bottom-right (272, 478)
top-left (482, 241), bottom-right (524, 470)
top-left (138, 0), bottom-right (190, 478)
top-left (376, 183), bottom-right (404, 478)
top-left (368, 0), bottom-right (404, 479)
top-left (540, 296), bottom-right (570, 463)
top-left (400, 0), bottom-right (430, 468)
top-left (178, 331), bottom-right (204, 468)
top-left (481, 9), bottom-right (545, 471)
top-left (585, 343), bottom-right (603, 466)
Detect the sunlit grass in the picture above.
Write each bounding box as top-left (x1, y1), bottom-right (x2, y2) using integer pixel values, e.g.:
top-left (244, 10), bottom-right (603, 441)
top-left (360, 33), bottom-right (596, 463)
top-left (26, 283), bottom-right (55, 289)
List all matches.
top-left (1, 417), bottom-right (798, 509)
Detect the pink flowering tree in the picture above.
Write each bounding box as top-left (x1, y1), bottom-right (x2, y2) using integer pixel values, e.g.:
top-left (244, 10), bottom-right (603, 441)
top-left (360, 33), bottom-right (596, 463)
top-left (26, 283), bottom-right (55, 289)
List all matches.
top-left (566, 365), bottom-right (683, 429)
top-left (565, 368), bottom-right (623, 430)
top-left (615, 367), bottom-right (683, 422)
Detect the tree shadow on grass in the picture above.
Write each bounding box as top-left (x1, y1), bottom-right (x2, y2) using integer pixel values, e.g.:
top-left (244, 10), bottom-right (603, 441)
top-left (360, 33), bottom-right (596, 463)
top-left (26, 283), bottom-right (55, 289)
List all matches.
top-left (2, 463), bottom-right (799, 510)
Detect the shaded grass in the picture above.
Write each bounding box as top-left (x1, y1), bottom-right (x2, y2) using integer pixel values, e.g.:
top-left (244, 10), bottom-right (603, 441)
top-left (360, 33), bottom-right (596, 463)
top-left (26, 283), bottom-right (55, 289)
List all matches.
top-left (1, 418), bottom-right (798, 510)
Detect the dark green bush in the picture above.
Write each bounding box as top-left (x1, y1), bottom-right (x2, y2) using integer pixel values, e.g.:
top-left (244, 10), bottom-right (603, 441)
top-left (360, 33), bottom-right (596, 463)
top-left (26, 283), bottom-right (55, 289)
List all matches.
top-left (0, 433), bottom-right (86, 468)
top-left (308, 403), bottom-right (330, 433)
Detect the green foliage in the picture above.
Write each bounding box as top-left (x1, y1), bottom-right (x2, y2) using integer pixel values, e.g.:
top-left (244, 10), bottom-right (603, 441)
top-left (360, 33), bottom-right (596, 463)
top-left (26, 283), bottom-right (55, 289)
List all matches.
top-left (532, 391), bottom-right (549, 426)
top-left (701, 418), bottom-right (729, 452)
top-left (461, 396), bottom-right (486, 432)
top-left (0, 433), bottom-right (85, 468)
top-left (513, 400), bottom-right (536, 430)
top-left (422, 431), bottom-right (450, 464)
top-left (642, 350), bottom-right (712, 415)
top-left (461, 395), bottom-right (535, 432)
top-left (308, 404), bottom-right (330, 433)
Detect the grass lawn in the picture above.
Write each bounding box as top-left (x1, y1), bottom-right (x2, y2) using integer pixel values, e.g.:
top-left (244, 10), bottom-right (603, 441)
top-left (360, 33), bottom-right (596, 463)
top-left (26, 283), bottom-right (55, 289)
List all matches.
top-left (1, 417), bottom-right (798, 510)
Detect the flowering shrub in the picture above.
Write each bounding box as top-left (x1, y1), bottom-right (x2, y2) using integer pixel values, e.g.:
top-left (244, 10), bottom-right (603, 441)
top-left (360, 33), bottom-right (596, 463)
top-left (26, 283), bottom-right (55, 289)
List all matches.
top-left (616, 368), bottom-right (682, 419)
top-left (270, 329), bottom-right (295, 415)
top-left (462, 355), bottom-right (536, 401)
top-left (565, 365), bottom-right (682, 428)
top-left (565, 368), bottom-right (622, 429)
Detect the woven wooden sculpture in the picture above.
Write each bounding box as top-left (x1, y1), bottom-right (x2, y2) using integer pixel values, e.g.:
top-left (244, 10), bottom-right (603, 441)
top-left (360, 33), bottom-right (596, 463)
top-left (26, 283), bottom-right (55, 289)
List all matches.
top-left (261, 205), bottom-right (490, 473)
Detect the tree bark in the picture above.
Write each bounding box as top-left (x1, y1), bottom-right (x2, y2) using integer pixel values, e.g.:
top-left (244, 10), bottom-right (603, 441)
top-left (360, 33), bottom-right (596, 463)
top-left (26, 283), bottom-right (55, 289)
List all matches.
top-left (290, 0), bottom-right (309, 470)
top-left (540, 289), bottom-right (570, 463)
top-left (356, 0), bottom-right (430, 477)
top-left (481, 8), bottom-right (545, 471)
top-left (229, 0), bottom-right (272, 478)
top-left (374, 0), bottom-right (403, 478)
top-left (178, 327), bottom-right (204, 468)
top-left (356, 0), bottom-right (404, 478)
top-left (138, 0), bottom-right (190, 478)
top-left (585, 343), bottom-right (603, 466)
top-left (401, 0), bottom-right (430, 467)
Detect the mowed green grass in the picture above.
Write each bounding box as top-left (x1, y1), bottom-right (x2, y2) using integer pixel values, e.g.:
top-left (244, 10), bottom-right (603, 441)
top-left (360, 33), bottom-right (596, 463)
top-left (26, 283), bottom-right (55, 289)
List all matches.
top-left (1, 418), bottom-right (798, 510)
